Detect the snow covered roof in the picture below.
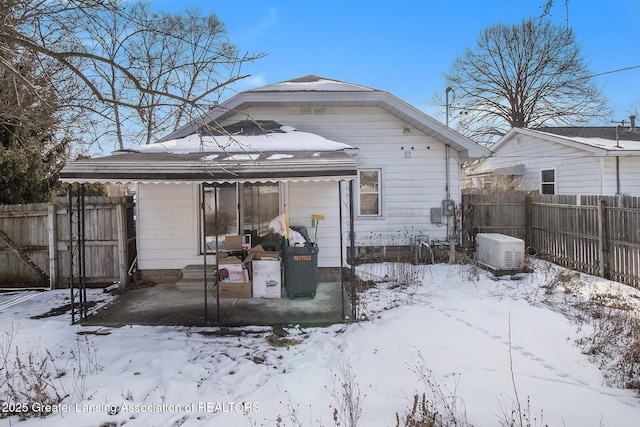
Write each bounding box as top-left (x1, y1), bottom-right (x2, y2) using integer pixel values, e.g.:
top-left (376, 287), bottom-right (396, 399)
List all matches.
top-left (250, 74), bottom-right (375, 92)
top-left (60, 121), bottom-right (358, 184)
top-left (534, 127), bottom-right (640, 152)
top-left (124, 122), bottom-right (352, 155)
top-left (491, 127), bottom-right (640, 156)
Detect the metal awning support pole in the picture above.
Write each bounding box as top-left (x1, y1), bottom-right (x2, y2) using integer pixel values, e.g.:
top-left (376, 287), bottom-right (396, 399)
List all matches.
top-left (68, 183), bottom-right (87, 324)
top-left (349, 180), bottom-right (357, 321)
top-left (68, 185), bottom-right (75, 324)
top-left (203, 184), bottom-right (221, 324)
top-left (79, 184), bottom-right (87, 321)
top-left (214, 185), bottom-right (220, 323)
top-left (338, 182), bottom-right (345, 319)
top-left (202, 184), bottom-right (208, 324)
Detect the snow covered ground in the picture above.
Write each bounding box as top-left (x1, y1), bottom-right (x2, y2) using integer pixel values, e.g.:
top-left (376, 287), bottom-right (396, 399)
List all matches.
top-left (1, 260), bottom-right (640, 427)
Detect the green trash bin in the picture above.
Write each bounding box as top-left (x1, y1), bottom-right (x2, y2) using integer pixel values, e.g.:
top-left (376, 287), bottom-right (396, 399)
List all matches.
top-left (283, 244), bottom-right (319, 299)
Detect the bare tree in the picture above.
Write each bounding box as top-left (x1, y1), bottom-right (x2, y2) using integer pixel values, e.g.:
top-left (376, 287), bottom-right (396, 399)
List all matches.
top-left (124, 3), bottom-right (246, 146)
top-left (444, 18), bottom-right (610, 144)
top-left (1, 0), bottom-right (264, 151)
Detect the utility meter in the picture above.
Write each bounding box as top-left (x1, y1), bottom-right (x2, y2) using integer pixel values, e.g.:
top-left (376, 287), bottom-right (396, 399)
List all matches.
top-left (442, 199), bottom-right (455, 216)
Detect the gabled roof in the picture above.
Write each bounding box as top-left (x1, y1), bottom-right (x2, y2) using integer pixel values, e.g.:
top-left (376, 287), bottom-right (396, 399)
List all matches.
top-left (491, 127), bottom-right (640, 156)
top-left (161, 75), bottom-right (490, 159)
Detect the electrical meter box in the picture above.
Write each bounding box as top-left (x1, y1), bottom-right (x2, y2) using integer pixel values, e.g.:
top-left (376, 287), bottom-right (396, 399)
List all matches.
top-left (476, 233), bottom-right (525, 271)
top-left (442, 199), bottom-right (455, 216)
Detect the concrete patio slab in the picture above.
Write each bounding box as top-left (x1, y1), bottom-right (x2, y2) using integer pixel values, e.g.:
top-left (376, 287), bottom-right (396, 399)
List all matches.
top-left (83, 282), bottom-right (350, 327)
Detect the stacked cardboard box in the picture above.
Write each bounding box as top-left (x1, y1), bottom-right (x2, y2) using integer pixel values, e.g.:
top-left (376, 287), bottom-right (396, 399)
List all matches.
top-left (217, 257), bottom-right (252, 299)
top-left (246, 245), bottom-right (282, 299)
top-left (216, 237), bottom-right (283, 299)
top-left (252, 258), bottom-right (281, 298)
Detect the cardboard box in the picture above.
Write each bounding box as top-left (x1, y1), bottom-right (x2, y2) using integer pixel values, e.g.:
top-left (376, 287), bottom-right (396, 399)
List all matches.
top-left (219, 263), bottom-right (246, 282)
top-left (249, 244), bottom-right (265, 254)
top-left (244, 251), bottom-right (281, 263)
top-left (257, 251), bottom-right (280, 259)
top-left (218, 281), bottom-right (252, 299)
top-left (218, 257), bottom-right (246, 282)
top-left (217, 256), bottom-right (252, 298)
top-left (224, 235), bottom-right (243, 251)
top-left (252, 259), bottom-right (281, 298)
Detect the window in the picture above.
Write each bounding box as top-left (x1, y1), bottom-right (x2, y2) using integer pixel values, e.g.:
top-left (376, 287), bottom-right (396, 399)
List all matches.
top-left (202, 183), bottom-right (280, 253)
top-left (242, 182), bottom-right (280, 243)
top-left (203, 185), bottom-right (238, 252)
top-left (358, 169), bottom-right (381, 216)
top-left (541, 169), bottom-right (555, 195)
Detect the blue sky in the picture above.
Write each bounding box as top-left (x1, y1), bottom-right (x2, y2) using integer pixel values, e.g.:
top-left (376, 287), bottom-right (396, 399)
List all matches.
top-left (151, 0), bottom-right (640, 125)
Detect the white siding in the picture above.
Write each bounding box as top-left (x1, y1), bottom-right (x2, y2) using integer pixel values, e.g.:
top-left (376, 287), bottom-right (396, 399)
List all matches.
top-left (223, 105), bottom-right (460, 244)
top-left (476, 132), bottom-right (640, 196)
top-left (619, 157), bottom-right (640, 195)
top-left (136, 104), bottom-right (473, 270)
top-left (482, 133), bottom-right (603, 195)
top-left (136, 182), bottom-right (344, 269)
top-left (603, 156), bottom-right (640, 196)
top-left (288, 181), bottom-right (341, 267)
top-left (137, 183), bottom-right (201, 270)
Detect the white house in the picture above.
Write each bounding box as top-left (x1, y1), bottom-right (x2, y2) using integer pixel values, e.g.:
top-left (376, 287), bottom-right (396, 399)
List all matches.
top-left (465, 125), bottom-right (640, 196)
top-left (61, 75), bottom-right (489, 284)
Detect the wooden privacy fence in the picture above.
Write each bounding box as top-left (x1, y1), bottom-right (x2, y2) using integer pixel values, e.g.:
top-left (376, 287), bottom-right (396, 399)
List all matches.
top-left (461, 194), bottom-right (529, 243)
top-left (462, 194), bottom-right (640, 289)
top-left (0, 196), bottom-right (135, 289)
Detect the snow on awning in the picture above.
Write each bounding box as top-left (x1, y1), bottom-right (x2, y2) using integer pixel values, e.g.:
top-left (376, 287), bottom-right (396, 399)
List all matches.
top-left (60, 124), bottom-right (358, 184)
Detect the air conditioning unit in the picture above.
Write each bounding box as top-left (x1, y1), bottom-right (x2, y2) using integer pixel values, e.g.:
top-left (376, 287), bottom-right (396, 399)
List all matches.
top-left (475, 233), bottom-right (525, 271)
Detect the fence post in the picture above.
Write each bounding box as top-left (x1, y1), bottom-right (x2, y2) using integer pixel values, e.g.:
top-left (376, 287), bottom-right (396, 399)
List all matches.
top-left (47, 203), bottom-right (57, 289)
top-left (597, 199), bottom-right (609, 278)
top-left (116, 201), bottom-right (128, 288)
top-left (525, 196), bottom-right (533, 250)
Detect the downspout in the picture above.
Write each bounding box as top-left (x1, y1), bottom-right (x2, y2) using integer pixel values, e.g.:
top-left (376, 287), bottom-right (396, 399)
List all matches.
top-left (339, 181), bottom-right (345, 320)
top-left (445, 87), bottom-right (452, 239)
top-left (445, 87), bottom-right (455, 261)
top-left (616, 157), bottom-right (621, 195)
top-left (445, 144), bottom-right (451, 237)
top-left (445, 87), bottom-right (452, 201)
top-left (349, 180), bottom-right (357, 321)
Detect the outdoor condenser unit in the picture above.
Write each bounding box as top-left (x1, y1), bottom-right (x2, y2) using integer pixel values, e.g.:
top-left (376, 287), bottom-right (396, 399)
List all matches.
top-left (475, 233), bottom-right (525, 271)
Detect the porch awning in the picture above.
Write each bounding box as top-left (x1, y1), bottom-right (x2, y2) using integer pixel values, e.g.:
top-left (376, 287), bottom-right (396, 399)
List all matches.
top-left (465, 164), bottom-right (525, 177)
top-left (60, 122), bottom-right (358, 184)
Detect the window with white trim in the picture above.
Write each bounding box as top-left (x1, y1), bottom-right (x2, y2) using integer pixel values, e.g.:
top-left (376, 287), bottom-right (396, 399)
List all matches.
top-left (358, 169), bottom-right (381, 216)
top-left (541, 169), bottom-right (555, 195)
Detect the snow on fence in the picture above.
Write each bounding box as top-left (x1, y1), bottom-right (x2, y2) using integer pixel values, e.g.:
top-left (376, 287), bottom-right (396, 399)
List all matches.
top-left (462, 194), bottom-right (640, 289)
top-left (0, 196), bottom-right (135, 289)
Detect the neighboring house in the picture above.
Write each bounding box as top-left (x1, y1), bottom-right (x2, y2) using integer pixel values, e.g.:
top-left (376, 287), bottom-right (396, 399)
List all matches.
top-left (61, 75), bottom-right (489, 283)
top-left (465, 124), bottom-right (640, 196)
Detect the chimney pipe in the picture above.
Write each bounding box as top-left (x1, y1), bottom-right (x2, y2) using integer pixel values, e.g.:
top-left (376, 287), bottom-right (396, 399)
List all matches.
top-left (630, 115), bottom-right (636, 131)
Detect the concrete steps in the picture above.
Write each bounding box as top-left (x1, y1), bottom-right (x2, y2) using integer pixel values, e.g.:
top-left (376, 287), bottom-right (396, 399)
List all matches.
top-left (176, 265), bottom-right (217, 291)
